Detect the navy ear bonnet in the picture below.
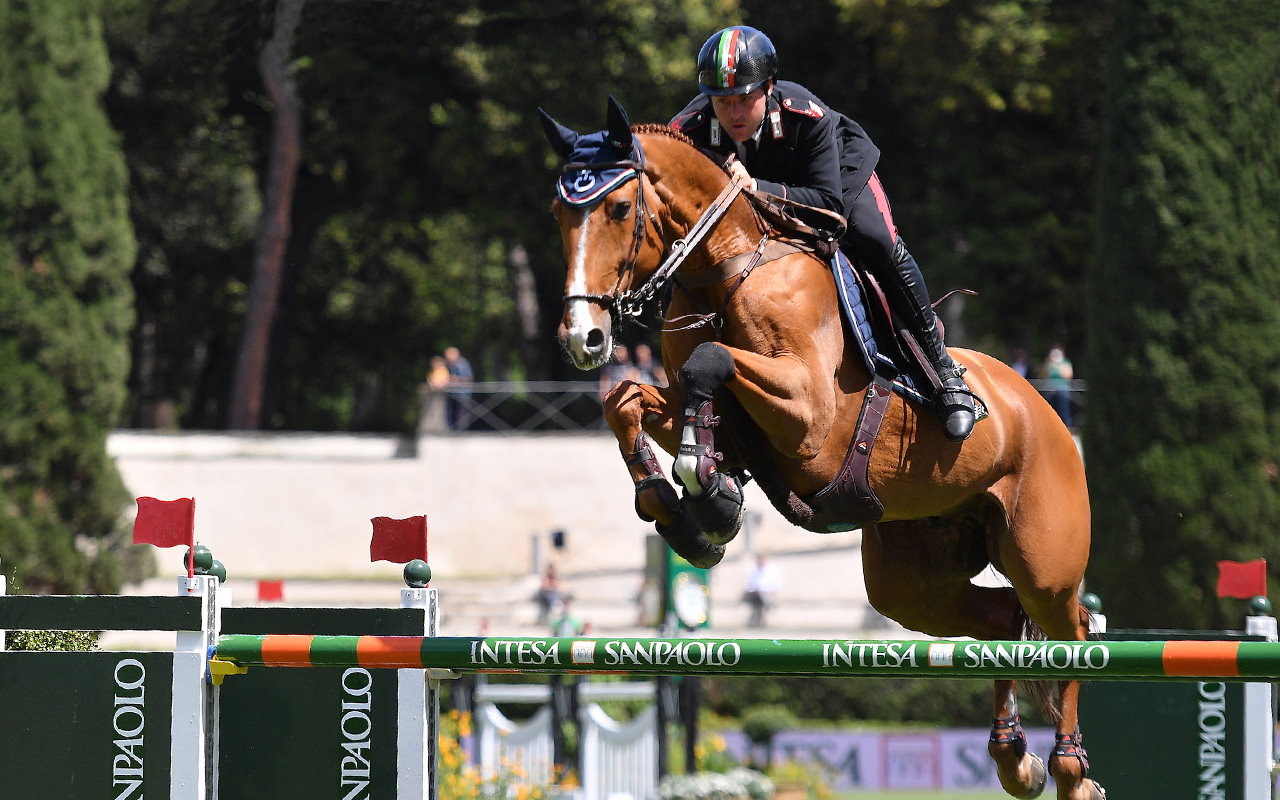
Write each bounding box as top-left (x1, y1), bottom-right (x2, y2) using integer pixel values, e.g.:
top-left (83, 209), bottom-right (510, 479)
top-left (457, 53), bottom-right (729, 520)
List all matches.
top-left (555, 132), bottom-right (641, 206)
top-left (539, 97), bottom-right (644, 207)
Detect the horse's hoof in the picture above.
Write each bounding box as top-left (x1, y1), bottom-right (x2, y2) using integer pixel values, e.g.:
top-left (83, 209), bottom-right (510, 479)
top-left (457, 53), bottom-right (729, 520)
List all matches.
top-left (1087, 780), bottom-right (1105, 800)
top-left (685, 471), bottom-right (744, 544)
top-left (656, 505), bottom-right (726, 568)
top-left (996, 753), bottom-right (1046, 800)
top-left (1024, 754), bottom-right (1047, 799)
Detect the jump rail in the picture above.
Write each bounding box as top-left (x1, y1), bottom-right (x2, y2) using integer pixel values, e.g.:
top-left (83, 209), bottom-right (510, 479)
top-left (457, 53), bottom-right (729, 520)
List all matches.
top-left (213, 634), bottom-right (1280, 681)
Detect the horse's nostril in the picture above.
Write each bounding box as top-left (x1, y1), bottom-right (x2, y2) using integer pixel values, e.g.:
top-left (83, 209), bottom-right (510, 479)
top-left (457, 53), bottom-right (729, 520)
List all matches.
top-left (585, 328), bottom-right (605, 350)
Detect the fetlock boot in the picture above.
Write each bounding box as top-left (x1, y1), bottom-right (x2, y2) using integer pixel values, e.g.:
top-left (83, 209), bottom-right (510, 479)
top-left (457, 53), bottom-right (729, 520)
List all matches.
top-left (880, 239), bottom-right (978, 443)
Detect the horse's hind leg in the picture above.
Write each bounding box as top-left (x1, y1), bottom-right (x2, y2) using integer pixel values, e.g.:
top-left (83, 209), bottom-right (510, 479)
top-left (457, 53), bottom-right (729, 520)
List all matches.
top-left (989, 681), bottom-right (1048, 799)
top-left (603, 378), bottom-right (726, 568)
top-left (861, 517), bottom-right (1052, 799)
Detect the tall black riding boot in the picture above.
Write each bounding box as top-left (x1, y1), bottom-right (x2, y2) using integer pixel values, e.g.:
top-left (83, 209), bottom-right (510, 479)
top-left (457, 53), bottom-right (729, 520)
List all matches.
top-left (880, 239), bottom-right (977, 442)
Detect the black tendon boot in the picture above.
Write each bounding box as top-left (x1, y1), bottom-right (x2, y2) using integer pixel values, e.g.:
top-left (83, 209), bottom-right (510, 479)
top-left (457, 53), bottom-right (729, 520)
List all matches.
top-left (884, 239), bottom-right (978, 442)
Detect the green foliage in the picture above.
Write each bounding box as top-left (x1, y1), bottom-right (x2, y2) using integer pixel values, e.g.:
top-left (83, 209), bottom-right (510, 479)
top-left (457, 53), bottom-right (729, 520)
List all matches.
top-left (739, 704), bottom-right (799, 744)
top-left (1087, 1), bottom-right (1280, 627)
top-left (0, 0), bottom-right (144, 592)
top-left (743, 0), bottom-right (1107, 360)
top-left (701, 675), bottom-right (997, 727)
top-left (6, 629), bottom-right (100, 651)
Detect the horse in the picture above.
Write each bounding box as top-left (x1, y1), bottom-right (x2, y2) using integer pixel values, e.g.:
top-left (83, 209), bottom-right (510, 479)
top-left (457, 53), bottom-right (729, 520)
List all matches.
top-left (540, 97), bottom-right (1102, 800)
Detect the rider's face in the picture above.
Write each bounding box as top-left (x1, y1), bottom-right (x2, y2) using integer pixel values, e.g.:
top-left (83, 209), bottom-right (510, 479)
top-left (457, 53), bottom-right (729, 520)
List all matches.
top-left (710, 85), bottom-right (769, 142)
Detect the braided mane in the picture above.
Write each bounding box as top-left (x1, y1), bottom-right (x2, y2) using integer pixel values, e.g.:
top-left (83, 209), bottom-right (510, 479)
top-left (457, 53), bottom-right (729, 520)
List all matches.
top-left (632, 123), bottom-right (696, 149)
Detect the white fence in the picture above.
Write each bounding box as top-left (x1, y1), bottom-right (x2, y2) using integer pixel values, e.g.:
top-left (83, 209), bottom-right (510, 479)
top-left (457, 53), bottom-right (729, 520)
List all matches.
top-left (475, 682), bottom-right (658, 800)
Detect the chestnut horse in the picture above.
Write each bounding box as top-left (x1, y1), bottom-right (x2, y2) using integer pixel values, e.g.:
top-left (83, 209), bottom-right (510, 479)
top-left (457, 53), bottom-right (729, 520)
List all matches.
top-left (541, 98), bottom-right (1102, 800)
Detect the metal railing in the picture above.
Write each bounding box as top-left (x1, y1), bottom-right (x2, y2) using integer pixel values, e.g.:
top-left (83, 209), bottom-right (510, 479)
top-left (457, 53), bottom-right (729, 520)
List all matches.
top-left (418, 379), bottom-right (1087, 434)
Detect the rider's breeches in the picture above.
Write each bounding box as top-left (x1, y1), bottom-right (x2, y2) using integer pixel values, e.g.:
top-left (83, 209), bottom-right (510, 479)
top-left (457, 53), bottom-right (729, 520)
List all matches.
top-left (842, 172), bottom-right (936, 334)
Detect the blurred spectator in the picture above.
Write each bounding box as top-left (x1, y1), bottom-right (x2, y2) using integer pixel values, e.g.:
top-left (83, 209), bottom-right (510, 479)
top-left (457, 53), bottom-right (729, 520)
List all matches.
top-left (743, 553), bottom-right (782, 628)
top-left (550, 594), bottom-right (586, 637)
top-left (1040, 345), bottom-right (1074, 426)
top-left (1010, 348), bottom-right (1029, 379)
top-left (599, 344), bottom-right (635, 398)
top-left (535, 564), bottom-right (564, 625)
top-left (418, 356), bottom-right (453, 432)
top-left (428, 356), bottom-right (450, 389)
top-left (444, 346), bottom-right (473, 430)
top-left (633, 343), bottom-right (666, 386)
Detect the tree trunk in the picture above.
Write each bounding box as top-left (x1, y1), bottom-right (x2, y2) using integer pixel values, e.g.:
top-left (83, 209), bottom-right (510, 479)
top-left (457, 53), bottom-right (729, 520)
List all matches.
top-left (227, 0), bottom-right (305, 429)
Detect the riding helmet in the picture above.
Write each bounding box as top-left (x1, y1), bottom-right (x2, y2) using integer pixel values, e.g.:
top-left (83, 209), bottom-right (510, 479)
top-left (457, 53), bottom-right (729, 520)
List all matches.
top-left (696, 26), bottom-right (778, 96)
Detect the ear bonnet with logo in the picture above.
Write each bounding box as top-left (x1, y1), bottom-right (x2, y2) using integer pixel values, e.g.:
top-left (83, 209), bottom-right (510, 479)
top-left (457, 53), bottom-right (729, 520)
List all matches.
top-left (538, 96), bottom-right (645, 206)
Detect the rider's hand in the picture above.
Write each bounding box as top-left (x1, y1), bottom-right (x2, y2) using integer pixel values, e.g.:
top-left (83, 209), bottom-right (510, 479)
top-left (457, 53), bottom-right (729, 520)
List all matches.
top-left (725, 158), bottom-right (756, 191)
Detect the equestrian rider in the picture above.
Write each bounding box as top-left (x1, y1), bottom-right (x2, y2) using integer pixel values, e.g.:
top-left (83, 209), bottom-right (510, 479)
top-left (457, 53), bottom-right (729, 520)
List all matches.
top-left (670, 25), bottom-right (977, 442)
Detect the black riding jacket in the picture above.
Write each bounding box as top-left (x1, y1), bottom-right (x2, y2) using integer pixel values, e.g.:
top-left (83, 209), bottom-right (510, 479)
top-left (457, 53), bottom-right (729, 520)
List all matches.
top-left (670, 80), bottom-right (881, 222)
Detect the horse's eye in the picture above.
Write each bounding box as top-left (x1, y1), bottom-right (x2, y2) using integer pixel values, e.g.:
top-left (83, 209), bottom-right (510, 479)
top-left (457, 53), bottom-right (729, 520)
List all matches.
top-left (611, 201), bottom-right (632, 222)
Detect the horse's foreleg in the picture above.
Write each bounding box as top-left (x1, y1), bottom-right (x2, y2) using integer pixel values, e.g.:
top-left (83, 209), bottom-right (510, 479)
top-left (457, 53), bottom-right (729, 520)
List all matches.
top-left (604, 380), bottom-right (680, 524)
top-left (604, 379), bottom-right (726, 569)
top-left (671, 342), bottom-right (745, 545)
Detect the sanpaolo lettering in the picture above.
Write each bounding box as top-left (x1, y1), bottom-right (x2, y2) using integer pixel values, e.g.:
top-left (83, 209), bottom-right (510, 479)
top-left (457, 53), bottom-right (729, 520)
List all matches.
top-left (1197, 682), bottom-right (1227, 800)
top-left (113, 658), bottom-right (146, 799)
top-left (601, 640), bottom-right (742, 668)
top-left (959, 642), bottom-right (1110, 671)
top-left (340, 668), bottom-right (372, 800)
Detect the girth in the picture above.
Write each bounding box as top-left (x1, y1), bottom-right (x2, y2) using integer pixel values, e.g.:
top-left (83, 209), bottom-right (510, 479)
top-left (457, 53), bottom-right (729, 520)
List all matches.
top-left (803, 366), bottom-right (895, 532)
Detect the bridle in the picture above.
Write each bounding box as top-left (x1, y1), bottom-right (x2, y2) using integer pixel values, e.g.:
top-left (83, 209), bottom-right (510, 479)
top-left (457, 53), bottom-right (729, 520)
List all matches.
top-left (560, 145), bottom-right (747, 330)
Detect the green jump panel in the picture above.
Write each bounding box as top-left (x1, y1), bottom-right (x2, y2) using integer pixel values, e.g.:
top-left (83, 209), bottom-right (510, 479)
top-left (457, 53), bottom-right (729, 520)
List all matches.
top-left (1079, 629), bottom-right (1269, 799)
top-left (0, 594), bottom-right (203, 631)
top-left (218, 606), bottom-right (423, 800)
top-left (0, 651), bottom-right (174, 796)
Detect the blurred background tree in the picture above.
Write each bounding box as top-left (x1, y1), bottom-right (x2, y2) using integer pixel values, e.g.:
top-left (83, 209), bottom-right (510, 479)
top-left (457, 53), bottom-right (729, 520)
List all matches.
top-left (103, 0), bottom-right (1101, 434)
top-left (1085, 0), bottom-right (1280, 627)
top-left (0, 0), bottom-right (146, 592)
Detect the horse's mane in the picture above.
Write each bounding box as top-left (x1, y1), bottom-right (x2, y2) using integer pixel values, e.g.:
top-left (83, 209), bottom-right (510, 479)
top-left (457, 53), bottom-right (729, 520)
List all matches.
top-left (631, 123), bottom-right (724, 177)
top-left (631, 123), bottom-right (696, 148)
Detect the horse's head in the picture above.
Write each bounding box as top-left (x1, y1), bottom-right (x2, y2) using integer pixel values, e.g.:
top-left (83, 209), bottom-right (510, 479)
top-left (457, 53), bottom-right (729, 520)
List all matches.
top-left (539, 97), bottom-right (663, 370)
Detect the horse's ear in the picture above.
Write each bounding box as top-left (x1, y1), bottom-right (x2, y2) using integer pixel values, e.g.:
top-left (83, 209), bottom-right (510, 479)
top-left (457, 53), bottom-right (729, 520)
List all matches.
top-left (538, 108), bottom-right (578, 160)
top-left (606, 95), bottom-right (633, 152)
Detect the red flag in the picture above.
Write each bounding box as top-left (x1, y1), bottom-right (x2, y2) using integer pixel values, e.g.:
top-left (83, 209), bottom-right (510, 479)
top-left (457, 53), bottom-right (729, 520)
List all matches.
top-left (257, 580), bottom-right (285, 603)
top-left (370, 515), bottom-right (428, 564)
top-left (1217, 559), bottom-right (1267, 599)
top-left (133, 497), bottom-right (195, 549)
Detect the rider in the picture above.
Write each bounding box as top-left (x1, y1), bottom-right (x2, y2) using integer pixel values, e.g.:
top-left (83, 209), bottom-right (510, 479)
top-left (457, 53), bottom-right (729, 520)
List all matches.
top-left (670, 25), bottom-right (977, 442)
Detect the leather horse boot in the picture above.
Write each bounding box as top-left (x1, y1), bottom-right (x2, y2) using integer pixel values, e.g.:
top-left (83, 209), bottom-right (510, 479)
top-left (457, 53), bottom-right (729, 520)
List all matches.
top-left (674, 342), bottom-right (745, 544)
top-left (881, 238), bottom-right (977, 442)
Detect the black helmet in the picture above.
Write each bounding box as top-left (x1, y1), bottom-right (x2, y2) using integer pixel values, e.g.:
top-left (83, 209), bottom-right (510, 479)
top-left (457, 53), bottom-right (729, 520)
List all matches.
top-left (696, 26), bottom-right (778, 96)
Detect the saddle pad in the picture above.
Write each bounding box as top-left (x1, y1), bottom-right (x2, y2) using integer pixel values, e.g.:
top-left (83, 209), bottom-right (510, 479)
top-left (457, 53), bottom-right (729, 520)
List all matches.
top-left (829, 249), bottom-right (929, 405)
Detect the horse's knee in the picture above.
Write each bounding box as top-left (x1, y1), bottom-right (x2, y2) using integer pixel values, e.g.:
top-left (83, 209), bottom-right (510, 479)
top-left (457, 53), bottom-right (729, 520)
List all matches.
top-left (679, 342), bottom-right (736, 408)
top-left (602, 380), bottom-right (643, 435)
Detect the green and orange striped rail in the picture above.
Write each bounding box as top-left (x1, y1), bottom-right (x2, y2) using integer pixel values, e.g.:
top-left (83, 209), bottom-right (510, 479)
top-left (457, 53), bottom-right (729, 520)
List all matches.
top-left (211, 635), bottom-right (1280, 681)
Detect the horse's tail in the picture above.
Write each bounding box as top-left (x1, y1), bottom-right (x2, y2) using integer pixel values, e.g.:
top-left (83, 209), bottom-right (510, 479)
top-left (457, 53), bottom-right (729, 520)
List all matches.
top-left (1016, 597), bottom-right (1090, 726)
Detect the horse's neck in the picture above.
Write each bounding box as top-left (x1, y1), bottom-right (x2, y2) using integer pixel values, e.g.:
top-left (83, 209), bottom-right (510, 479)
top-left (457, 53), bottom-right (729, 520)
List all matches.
top-left (648, 140), bottom-right (766, 271)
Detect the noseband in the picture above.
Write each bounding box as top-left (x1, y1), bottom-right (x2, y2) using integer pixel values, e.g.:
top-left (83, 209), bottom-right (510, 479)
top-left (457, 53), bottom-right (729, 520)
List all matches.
top-left (561, 151), bottom-right (746, 328)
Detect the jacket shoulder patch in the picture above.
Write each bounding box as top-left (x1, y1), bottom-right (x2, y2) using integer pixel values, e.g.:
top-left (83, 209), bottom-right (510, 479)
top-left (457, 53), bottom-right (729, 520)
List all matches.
top-left (782, 98), bottom-right (824, 119)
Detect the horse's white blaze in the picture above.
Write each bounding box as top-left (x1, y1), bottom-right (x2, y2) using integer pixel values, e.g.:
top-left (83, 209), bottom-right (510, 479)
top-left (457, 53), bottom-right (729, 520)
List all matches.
top-left (674, 424), bottom-right (704, 496)
top-left (565, 211), bottom-right (609, 363)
